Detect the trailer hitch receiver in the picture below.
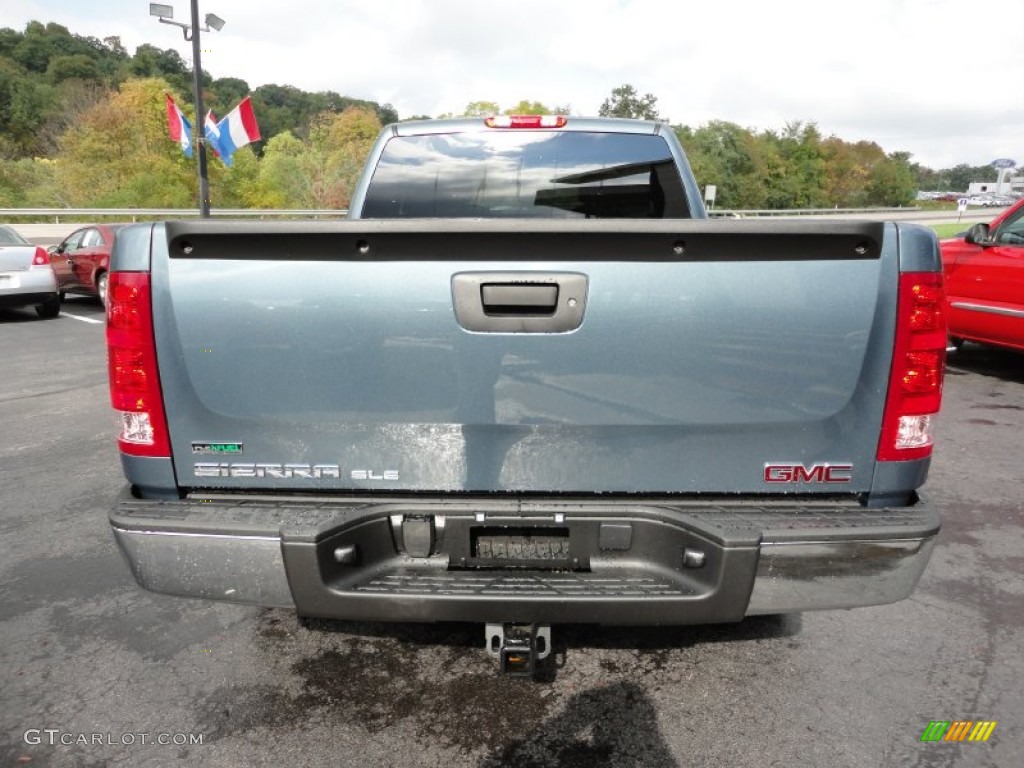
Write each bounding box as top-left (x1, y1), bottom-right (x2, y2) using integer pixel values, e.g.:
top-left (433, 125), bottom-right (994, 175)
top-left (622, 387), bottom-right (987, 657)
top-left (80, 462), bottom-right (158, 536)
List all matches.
top-left (486, 623), bottom-right (551, 677)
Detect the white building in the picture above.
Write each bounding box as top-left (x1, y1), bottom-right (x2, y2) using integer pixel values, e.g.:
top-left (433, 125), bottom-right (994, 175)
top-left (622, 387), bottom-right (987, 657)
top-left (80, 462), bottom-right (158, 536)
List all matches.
top-left (968, 167), bottom-right (1023, 195)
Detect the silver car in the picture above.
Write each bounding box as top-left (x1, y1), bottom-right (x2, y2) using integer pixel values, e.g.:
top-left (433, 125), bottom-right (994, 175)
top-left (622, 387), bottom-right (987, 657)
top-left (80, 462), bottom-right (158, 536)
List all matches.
top-left (0, 224), bottom-right (60, 319)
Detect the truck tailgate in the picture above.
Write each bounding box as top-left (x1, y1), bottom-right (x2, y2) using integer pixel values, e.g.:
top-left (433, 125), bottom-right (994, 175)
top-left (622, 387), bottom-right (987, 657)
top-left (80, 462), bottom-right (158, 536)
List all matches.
top-left (151, 219), bottom-right (896, 495)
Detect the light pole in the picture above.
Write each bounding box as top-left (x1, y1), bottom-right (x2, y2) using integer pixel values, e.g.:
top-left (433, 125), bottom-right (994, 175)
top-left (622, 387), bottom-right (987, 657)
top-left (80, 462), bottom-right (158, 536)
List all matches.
top-left (149, 2), bottom-right (225, 218)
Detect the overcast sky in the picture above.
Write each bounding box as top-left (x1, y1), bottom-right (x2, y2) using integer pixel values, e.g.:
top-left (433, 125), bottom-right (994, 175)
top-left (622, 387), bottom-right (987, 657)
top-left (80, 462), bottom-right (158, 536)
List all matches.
top-left (9, 0), bottom-right (1024, 170)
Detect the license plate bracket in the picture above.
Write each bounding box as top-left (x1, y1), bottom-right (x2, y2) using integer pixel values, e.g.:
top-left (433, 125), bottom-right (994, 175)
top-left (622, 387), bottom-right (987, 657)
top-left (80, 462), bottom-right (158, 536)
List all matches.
top-left (468, 527), bottom-right (574, 569)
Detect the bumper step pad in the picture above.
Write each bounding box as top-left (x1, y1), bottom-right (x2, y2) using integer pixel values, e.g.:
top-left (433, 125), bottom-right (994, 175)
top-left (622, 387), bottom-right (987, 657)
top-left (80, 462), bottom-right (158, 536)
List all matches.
top-left (354, 571), bottom-right (695, 598)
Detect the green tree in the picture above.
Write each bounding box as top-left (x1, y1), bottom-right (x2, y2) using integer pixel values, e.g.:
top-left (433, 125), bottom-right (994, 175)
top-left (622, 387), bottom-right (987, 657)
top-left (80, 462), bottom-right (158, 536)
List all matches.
top-left (127, 44), bottom-right (191, 95)
top-left (251, 107), bottom-right (381, 208)
top-left (866, 151), bottom-right (917, 206)
top-left (46, 54), bottom-right (100, 84)
top-left (38, 80), bottom-right (109, 156)
top-left (821, 137), bottom-right (876, 207)
top-left (252, 84), bottom-right (395, 146)
top-left (4, 76), bottom-right (56, 156)
top-left (378, 104), bottom-right (399, 125)
top-left (102, 36), bottom-right (128, 59)
top-left (0, 28), bottom-right (21, 60)
top-left (462, 100), bottom-right (501, 117)
top-left (215, 144), bottom-right (261, 207)
top-left (0, 57), bottom-right (25, 152)
top-left (758, 122), bottom-right (827, 208)
top-left (57, 78), bottom-right (196, 207)
top-left (0, 22), bottom-right (131, 155)
top-left (253, 131), bottom-right (306, 207)
top-left (677, 120), bottom-right (768, 208)
top-left (12, 22), bottom-right (119, 83)
top-left (942, 164), bottom-right (997, 192)
top-left (304, 106), bottom-right (381, 207)
top-left (503, 100), bottom-right (552, 115)
top-left (208, 77), bottom-right (251, 117)
top-left (0, 157), bottom-right (58, 205)
top-left (0, 157), bottom-right (64, 206)
top-left (599, 84), bottom-right (660, 120)
top-left (12, 21), bottom-right (58, 73)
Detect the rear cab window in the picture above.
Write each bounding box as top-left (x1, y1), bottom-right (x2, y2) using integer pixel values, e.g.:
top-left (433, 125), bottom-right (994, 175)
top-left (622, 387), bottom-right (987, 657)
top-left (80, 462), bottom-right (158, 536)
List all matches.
top-left (361, 130), bottom-right (693, 219)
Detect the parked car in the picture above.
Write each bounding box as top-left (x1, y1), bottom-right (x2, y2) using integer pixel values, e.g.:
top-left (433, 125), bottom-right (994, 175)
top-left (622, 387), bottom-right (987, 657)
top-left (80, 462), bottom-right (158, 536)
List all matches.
top-left (0, 224), bottom-right (61, 319)
top-left (967, 195), bottom-right (995, 207)
top-left (941, 197), bottom-right (1024, 352)
top-left (989, 195), bottom-right (1018, 207)
top-left (49, 224), bottom-right (123, 307)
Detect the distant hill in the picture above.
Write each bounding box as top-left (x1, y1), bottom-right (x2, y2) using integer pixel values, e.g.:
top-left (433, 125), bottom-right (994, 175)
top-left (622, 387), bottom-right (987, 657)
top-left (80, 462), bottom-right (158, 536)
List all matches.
top-left (0, 20), bottom-right (397, 158)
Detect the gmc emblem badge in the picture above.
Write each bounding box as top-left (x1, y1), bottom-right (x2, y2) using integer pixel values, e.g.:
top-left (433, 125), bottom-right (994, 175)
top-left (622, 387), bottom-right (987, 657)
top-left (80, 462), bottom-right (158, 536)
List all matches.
top-left (763, 463), bottom-right (853, 483)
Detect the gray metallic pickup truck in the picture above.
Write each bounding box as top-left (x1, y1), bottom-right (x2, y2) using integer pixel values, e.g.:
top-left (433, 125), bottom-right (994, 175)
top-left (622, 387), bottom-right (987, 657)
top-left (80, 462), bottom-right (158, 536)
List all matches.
top-left (107, 116), bottom-right (946, 675)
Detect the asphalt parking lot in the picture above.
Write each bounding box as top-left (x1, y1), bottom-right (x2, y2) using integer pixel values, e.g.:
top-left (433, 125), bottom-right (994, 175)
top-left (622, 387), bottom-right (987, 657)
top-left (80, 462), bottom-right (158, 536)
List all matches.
top-left (1, 296), bottom-right (1022, 767)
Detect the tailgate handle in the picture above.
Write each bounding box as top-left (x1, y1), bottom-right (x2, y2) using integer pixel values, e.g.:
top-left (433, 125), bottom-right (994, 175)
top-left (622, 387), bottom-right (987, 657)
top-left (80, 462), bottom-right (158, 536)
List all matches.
top-left (452, 272), bottom-right (588, 333)
top-left (481, 284), bottom-right (558, 315)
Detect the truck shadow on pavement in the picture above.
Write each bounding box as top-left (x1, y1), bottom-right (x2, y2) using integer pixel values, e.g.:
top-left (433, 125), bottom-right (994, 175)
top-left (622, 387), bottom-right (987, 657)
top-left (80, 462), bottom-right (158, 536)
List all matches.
top-left (945, 342), bottom-right (1024, 384)
top-left (296, 612), bottom-right (801, 679)
top-left (189, 611), bottom-right (801, 761)
top-left (478, 681), bottom-right (678, 768)
top-left (286, 614), bottom-right (802, 702)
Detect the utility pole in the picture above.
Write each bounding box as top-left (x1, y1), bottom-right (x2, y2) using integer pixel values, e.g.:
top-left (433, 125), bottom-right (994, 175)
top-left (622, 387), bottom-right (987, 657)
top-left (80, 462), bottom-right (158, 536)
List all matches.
top-left (150, 3), bottom-right (225, 218)
top-left (189, 0), bottom-right (210, 217)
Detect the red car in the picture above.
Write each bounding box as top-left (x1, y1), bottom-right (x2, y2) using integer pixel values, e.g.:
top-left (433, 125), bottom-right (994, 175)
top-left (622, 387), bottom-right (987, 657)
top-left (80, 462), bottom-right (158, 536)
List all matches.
top-left (941, 197), bottom-right (1024, 352)
top-left (49, 224), bottom-right (123, 307)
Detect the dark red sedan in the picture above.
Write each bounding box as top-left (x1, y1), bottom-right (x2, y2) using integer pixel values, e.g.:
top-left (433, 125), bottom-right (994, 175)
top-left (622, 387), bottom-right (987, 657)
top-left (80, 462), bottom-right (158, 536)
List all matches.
top-left (49, 224), bottom-right (123, 308)
top-left (941, 197), bottom-right (1024, 353)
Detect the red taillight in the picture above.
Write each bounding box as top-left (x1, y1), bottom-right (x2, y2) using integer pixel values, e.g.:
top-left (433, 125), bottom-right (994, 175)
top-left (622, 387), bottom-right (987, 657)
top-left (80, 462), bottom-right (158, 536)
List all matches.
top-left (484, 114), bottom-right (568, 129)
top-left (877, 272), bottom-right (946, 461)
top-left (31, 247), bottom-right (49, 266)
top-left (106, 272), bottom-right (170, 457)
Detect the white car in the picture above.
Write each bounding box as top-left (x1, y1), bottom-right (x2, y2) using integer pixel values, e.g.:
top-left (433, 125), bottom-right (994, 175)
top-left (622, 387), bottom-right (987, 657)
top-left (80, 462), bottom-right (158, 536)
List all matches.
top-left (0, 224), bottom-right (61, 319)
top-left (968, 195), bottom-right (1011, 208)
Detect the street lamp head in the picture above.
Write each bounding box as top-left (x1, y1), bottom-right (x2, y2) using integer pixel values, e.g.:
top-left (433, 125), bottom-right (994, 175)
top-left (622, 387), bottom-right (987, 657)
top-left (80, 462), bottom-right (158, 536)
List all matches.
top-left (205, 13), bottom-right (226, 31)
top-left (149, 3), bottom-right (174, 19)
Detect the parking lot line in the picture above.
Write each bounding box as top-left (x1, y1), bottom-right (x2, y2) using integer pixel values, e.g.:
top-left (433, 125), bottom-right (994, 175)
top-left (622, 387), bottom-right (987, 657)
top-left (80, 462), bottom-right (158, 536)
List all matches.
top-left (60, 311), bottom-right (104, 325)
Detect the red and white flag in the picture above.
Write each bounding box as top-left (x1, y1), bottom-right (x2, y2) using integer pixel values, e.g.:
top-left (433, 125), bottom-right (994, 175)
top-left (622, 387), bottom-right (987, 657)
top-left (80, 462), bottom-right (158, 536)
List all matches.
top-left (214, 96), bottom-right (260, 166)
top-left (165, 93), bottom-right (193, 158)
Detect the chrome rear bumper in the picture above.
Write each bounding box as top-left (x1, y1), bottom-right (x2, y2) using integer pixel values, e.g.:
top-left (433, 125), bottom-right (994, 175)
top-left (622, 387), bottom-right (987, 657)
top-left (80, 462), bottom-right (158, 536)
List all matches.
top-left (746, 537), bottom-right (936, 614)
top-left (111, 492), bottom-right (939, 622)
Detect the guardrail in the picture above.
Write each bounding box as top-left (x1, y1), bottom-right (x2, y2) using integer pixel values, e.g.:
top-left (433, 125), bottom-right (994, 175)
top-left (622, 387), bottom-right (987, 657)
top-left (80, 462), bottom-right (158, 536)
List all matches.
top-left (707, 207), bottom-right (920, 217)
top-left (0, 208), bottom-right (349, 223)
